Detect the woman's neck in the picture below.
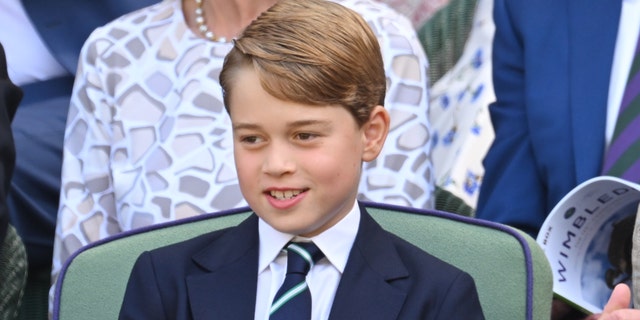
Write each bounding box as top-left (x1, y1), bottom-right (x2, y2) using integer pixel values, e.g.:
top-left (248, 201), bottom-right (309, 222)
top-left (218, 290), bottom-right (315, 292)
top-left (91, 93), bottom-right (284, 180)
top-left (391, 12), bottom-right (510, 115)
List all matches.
top-left (183, 0), bottom-right (278, 42)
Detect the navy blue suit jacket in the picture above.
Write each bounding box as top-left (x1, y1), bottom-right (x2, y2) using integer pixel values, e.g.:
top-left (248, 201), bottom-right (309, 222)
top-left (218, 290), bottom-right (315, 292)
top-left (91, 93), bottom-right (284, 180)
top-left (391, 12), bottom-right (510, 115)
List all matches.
top-left (119, 205), bottom-right (484, 319)
top-left (476, 0), bottom-right (622, 236)
top-left (9, 0), bottom-right (157, 270)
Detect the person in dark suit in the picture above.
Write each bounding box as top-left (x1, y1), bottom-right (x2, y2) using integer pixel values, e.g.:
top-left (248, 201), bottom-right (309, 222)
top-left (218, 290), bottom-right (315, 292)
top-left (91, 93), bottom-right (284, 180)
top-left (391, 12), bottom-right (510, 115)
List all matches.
top-left (119, 1), bottom-right (485, 318)
top-left (0, 41), bottom-right (27, 320)
top-left (476, 0), bottom-right (634, 237)
top-left (0, 43), bottom-right (21, 255)
top-left (3, 0), bottom-right (158, 276)
top-left (474, 0), bottom-right (640, 319)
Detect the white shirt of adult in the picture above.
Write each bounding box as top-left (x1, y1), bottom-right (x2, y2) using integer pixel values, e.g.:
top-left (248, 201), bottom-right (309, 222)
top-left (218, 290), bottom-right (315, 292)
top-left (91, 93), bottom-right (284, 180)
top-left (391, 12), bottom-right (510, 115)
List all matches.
top-left (605, 0), bottom-right (640, 145)
top-left (0, 0), bottom-right (67, 85)
top-left (255, 201), bottom-right (360, 320)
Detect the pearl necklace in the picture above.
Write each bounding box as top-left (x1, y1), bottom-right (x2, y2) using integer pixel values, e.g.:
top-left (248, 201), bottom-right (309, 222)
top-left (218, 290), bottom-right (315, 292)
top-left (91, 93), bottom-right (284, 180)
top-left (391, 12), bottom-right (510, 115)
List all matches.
top-left (194, 0), bottom-right (230, 43)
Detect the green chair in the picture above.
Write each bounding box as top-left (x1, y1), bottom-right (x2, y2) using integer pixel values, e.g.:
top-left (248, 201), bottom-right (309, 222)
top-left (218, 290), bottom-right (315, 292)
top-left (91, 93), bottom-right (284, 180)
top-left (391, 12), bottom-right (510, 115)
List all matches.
top-left (53, 202), bottom-right (552, 320)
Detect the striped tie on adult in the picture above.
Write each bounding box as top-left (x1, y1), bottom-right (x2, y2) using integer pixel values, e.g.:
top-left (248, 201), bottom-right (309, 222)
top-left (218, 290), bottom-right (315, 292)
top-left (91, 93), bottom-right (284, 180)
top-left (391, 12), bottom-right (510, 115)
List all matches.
top-left (602, 33), bottom-right (640, 181)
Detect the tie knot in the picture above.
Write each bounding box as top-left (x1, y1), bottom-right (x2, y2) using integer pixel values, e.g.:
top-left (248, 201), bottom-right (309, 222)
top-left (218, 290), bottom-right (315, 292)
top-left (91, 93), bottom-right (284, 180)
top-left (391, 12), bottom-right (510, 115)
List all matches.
top-left (285, 242), bottom-right (324, 275)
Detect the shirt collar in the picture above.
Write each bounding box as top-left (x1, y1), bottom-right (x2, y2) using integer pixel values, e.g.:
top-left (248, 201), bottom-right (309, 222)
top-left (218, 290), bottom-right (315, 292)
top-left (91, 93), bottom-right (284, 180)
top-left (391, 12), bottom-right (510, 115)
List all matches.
top-left (257, 201), bottom-right (361, 273)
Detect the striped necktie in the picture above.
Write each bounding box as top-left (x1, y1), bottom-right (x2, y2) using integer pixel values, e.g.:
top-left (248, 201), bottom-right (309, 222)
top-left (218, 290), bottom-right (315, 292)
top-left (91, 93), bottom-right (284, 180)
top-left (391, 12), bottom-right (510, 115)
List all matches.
top-left (602, 34), bottom-right (640, 181)
top-left (269, 242), bottom-right (324, 320)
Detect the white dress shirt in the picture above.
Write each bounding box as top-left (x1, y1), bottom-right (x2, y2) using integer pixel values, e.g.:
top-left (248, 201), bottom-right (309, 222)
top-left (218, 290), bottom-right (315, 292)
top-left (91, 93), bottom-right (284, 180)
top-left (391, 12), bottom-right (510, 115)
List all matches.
top-left (254, 201), bottom-right (360, 320)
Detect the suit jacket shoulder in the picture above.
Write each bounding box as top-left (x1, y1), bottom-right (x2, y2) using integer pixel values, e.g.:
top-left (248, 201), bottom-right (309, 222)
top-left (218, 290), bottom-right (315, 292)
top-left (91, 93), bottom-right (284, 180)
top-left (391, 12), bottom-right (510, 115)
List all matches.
top-left (330, 204), bottom-right (484, 319)
top-left (119, 214), bottom-right (261, 320)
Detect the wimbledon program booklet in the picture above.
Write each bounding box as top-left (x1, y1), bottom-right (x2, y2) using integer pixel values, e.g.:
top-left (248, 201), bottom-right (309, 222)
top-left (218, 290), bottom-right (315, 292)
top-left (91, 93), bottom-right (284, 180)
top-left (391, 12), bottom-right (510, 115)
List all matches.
top-left (536, 176), bottom-right (640, 314)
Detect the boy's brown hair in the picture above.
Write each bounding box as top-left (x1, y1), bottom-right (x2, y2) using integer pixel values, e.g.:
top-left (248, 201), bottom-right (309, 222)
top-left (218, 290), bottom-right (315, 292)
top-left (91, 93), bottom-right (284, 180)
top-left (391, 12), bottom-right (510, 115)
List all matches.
top-left (219, 0), bottom-right (386, 126)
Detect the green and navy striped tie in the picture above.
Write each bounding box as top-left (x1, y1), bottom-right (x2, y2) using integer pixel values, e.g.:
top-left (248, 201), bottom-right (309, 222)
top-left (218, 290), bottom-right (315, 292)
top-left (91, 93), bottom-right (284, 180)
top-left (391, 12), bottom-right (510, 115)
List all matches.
top-left (269, 242), bottom-right (324, 319)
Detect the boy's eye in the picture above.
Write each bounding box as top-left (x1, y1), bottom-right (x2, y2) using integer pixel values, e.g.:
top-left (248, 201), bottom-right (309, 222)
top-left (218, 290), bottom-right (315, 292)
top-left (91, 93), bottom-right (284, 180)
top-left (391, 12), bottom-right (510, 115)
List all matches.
top-left (240, 135), bottom-right (262, 144)
top-left (296, 132), bottom-right (316, 140)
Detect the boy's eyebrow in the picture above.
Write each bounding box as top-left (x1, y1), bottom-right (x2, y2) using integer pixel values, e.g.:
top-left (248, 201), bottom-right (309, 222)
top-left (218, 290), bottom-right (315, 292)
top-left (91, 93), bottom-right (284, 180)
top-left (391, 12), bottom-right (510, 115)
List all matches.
top-left (232, 122), bottom-right (261, 131)
top-left (287, 119), bottom-right (332, 128)
top-left (232, 119), bottom-right (332, 131)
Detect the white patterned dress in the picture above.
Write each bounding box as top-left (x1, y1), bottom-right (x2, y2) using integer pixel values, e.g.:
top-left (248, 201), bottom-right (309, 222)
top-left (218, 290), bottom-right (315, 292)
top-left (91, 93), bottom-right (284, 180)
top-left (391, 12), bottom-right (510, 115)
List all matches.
top-left (51, 0), bottom-right (433, 291)
top-left (429, 0), bottom-right (495, 209)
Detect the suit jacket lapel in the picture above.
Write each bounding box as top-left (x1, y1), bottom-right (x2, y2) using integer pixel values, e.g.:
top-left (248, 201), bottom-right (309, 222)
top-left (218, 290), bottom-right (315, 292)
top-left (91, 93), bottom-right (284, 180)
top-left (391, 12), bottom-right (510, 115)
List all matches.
top-left (568, 0), bottom-right (621, 182)
top-left (186, 215), bottom-right (260, 320)
top-left (183, 206), bottom-right (410, 319)
top-left (329, 205), bottom-right (408, 319)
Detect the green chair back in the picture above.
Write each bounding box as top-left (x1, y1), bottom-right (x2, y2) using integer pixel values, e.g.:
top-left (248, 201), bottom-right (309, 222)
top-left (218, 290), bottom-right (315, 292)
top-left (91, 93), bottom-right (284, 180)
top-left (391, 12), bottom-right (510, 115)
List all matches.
top-left (53, 203), bottom-right (552, 320)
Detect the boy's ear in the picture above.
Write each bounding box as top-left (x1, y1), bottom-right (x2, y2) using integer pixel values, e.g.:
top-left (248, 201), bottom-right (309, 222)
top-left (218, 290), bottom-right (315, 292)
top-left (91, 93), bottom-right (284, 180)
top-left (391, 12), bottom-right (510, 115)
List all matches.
top-left (362, 105), bottom-right (390, 162)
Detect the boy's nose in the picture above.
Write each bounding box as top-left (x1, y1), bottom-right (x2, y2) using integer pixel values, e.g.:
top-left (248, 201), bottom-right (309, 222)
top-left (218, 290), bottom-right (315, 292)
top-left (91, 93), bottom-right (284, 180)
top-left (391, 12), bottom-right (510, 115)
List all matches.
top-left (262, 143), bottom-right (296, 176)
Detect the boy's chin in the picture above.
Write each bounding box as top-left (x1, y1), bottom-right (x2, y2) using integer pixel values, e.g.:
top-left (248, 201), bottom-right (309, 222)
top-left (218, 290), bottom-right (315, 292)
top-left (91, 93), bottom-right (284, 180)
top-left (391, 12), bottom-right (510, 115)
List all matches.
top-left (266, 219), bottom-right (325, 238)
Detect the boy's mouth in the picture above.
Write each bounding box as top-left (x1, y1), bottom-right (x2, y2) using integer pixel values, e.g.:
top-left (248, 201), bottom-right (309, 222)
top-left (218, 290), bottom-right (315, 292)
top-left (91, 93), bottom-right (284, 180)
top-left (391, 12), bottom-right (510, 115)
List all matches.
top-left (269, 189), bottom-right (305, 200)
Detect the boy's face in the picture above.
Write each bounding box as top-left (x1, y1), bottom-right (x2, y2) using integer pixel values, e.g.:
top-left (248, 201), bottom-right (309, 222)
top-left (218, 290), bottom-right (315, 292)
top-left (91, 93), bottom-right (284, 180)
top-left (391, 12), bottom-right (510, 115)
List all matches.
top-left (229, 66), bottom-right (389, 237)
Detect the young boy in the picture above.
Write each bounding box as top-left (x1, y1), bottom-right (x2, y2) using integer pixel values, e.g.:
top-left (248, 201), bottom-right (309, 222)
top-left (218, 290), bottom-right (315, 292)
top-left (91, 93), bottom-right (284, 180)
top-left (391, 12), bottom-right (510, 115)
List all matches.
top-left (118, 0), bottom-right (484, 318)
